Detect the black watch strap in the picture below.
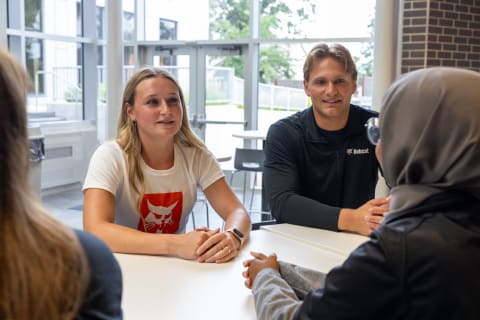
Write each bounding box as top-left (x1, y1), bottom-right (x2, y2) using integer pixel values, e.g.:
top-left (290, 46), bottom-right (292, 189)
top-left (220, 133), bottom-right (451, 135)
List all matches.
top-left (226, 228), bottom-right (244, 247)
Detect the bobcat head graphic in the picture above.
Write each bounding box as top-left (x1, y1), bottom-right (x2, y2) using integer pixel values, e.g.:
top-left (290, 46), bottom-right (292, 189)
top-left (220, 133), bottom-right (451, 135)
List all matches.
top-left (143, 200), bottom-right (178, 233)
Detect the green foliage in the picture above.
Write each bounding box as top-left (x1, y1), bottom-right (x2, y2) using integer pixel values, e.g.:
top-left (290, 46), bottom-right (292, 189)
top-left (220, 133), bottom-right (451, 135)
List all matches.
top-left (25, 0), bottom-right (41, 30)
top-left (357, 17), bottom-right (375, 78)
top-left (64, 84), bottom-right (108, 103)
top-left (64, 86), bottom-right (82, 102)
top-left (98, 83), bottom-right (107, 103)
top-left (209, 0), bottom-right (250, 39)
top-left (209, 0), bottom-right (316, 84)
top-left (217, 56), bottom-right (244, 78)
top-left (260, 46), bottom-right (294, 83)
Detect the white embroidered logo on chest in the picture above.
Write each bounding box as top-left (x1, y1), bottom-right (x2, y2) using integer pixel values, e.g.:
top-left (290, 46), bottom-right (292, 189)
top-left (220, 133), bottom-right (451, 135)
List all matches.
top-left (346, 148), bottom-right (369, 156)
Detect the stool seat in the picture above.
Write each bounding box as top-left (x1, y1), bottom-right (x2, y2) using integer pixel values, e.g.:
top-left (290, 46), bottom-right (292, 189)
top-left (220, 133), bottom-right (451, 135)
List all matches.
top-left (229, 148), bottom-right (265, 213)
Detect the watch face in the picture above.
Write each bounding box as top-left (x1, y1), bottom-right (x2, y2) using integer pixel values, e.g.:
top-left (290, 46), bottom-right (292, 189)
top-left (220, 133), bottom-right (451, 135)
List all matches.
top-left (233, 228), bottom-right (244, 238)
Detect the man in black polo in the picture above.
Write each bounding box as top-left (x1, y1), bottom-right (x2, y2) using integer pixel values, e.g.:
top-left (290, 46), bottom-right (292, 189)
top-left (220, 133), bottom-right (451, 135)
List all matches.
top-left (264, 43), bottom-right (390, 236)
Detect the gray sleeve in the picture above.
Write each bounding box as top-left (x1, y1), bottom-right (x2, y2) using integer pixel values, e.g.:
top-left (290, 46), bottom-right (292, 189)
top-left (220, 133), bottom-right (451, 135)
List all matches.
top-left (252, 268), bottom-right (302, 320)
top-left (278, 261), bottom-right (326, 299)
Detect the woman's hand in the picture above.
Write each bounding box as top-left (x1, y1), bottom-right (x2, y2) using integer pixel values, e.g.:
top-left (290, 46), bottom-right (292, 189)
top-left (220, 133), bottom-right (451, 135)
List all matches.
top-left (242, 251), bottom-right (279, 289)
top-left (196, 229), bottom-right (242, 263)
top-left (173, 228), bottom-right (220, 260)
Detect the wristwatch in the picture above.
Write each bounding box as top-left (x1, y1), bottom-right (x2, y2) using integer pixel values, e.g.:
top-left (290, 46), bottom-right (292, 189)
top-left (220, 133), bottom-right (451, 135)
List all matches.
top-left (226, 228), bottom-right (245, 248)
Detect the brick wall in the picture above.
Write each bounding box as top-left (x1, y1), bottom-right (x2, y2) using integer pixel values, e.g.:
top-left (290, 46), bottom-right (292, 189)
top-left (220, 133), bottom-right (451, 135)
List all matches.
top-left (401, 0), bottom-right (480, 73)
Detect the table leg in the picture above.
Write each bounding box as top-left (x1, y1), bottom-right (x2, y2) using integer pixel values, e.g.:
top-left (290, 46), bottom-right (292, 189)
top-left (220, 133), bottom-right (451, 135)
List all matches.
top-left (261, 180), bottom-right (271, 221)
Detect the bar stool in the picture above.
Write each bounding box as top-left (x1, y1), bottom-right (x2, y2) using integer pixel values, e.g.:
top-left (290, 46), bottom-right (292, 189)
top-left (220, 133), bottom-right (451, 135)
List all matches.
top-left (229, 148), bottom-right (265, 212)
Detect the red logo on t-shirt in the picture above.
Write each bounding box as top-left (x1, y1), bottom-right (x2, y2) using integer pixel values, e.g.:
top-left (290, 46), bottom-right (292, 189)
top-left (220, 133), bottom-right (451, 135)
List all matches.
top-left (137, 192), bottom-right (183, 234)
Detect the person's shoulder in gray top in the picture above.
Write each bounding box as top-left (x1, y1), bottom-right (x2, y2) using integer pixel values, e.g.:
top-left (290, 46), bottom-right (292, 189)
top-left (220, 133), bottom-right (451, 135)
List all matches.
top-left (75, 230), bottom-right (123, 320)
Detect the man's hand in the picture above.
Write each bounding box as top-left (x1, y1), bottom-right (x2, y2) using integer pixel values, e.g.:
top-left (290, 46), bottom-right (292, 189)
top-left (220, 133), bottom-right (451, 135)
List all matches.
top-left (338, 196), bottom-right (391, 236)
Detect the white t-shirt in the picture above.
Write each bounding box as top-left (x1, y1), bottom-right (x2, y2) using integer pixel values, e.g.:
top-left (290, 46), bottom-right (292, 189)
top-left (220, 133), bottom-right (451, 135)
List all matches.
top-left (83, 140), bottom-right (224, 234)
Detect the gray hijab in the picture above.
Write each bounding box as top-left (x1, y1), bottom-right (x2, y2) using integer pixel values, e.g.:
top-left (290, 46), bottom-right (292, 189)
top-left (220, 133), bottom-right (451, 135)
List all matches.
top-left (380, 67), bottom-right (480, 213)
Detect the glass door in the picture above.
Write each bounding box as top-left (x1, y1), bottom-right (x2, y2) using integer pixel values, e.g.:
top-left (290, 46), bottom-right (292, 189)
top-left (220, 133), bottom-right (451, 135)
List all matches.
top-left (138, 44), bottom-right (193, 124)
top-left (198, 45), bottom-right (248, 161)
top-left (137, 43), bottom-right (249, 161)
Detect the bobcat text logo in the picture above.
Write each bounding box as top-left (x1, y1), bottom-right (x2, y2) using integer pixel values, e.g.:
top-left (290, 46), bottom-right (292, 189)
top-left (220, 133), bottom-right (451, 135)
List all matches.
top-left (346, 148), bottom-right (369, 156)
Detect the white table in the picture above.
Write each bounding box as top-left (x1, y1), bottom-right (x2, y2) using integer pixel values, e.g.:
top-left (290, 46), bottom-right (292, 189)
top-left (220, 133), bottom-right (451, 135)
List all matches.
top-left (215, 154), bottom-right (232, 162)
top-left (115, 225), bottom-right (363, 320)
top-left (232, 130), bottom-right (267, 141)
top-left (261, 223), bottom-right (368, 256)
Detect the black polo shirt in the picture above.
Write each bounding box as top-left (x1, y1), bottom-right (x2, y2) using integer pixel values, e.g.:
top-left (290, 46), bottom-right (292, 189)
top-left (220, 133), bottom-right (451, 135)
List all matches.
top-left (263, 105), bottom-right (379, 230)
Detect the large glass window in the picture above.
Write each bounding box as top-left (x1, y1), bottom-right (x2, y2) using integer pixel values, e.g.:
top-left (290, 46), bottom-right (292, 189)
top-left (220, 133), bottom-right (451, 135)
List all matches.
top-left (76, 1), bottom-right (82, 37)
top-left (42, 0), bottom-right (81, 37)
top-left (123, 0), bottom-right (135, 40)
top-left (209, 0), bottom-right (250, 40)
top-left (96, 1), bottom-right (105, 39)
top-left (3, 0), bottom-right (378, 204)
top-left (124, 46), bottom-right (136, 79)
top-left (259, 0), bottom-right (375, 39)
top-left (160, 18), bottom-right (178, 40)
top-left (26, 40), bottom-right (81, 120)
top-left (124, 11), bottom-right (135, 41)
top-left (25, 0), bottom-right (42, 31)
top-left (144, 0), bottom-right (210, 40)
top-left (26, 38), bottom-right (44, 97)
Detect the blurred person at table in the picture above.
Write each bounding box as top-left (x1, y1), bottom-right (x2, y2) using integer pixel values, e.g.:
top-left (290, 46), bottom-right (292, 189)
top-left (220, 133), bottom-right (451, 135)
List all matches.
top-left (83, 67), bottom-right (250, 263)
top-left (243, 67), bottom-right (480, 319)
top-left (264, 43), bottom-right (390, 236)
top-left (0, 49), bottom-right (122, 319)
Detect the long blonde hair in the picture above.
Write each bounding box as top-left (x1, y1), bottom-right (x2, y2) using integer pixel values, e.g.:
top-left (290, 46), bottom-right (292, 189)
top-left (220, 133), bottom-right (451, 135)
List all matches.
top-left (117, 66), bottom-right (206, 211)
top-left (0, 49), bottom-right (89, 319)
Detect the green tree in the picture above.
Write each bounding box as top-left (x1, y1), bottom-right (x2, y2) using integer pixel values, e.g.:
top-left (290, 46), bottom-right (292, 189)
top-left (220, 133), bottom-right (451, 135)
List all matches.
top-left (209, 0), bottom-right (316, 84)
top-left (24, 0), bottom-right (44, 93)
top-left (25, 0), bottom-right (42, 31)
top-left (357, 17), bottom-right (375, 78)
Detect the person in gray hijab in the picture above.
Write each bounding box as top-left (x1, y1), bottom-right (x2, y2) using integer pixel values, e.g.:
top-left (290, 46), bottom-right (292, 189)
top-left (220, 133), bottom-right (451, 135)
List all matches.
top-left (241, 67), bottom-right (480, 320)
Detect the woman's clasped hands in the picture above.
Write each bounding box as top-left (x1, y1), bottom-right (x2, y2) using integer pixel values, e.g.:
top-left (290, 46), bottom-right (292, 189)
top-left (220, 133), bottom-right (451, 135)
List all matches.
top-left (178, 227), bottom-right (242, 263)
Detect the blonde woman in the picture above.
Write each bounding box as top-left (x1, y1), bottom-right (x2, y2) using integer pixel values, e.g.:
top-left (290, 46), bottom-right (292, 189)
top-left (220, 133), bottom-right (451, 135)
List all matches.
top-left (83, 67), bottom-right (251, 263)
top-left (0, 49), bottom-right (122, 319)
